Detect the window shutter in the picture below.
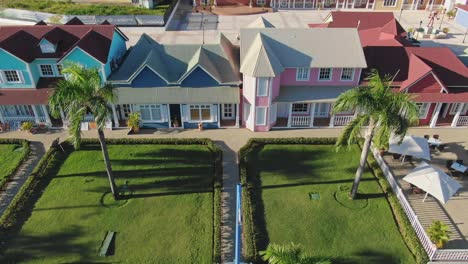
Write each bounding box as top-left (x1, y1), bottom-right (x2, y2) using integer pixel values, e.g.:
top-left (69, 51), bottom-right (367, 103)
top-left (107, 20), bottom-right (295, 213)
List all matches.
top-left (17, 71), bottom-right (25, 84)
top-left (161, 105), bottom-right (168, 122)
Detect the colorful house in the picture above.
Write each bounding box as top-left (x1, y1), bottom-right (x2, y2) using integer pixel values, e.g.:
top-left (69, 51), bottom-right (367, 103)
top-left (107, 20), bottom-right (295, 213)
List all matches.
top-left (0, 18), bottom-right (128, 129)
top-left (364, 46), bottom-right (468, 127)
top-left (239, 25), bottom-right (367, 131)
top-left (108, 33), bottom-right (241, 129)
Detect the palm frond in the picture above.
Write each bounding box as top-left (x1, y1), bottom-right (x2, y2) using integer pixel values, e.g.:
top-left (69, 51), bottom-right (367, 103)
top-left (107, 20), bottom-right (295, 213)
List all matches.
top-left (336, 114), bottom-right (370, 150)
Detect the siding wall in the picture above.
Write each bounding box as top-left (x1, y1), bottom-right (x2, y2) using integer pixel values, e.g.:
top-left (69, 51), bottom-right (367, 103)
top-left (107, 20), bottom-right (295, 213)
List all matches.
top-left (0, 49), bottom-right (33, 88)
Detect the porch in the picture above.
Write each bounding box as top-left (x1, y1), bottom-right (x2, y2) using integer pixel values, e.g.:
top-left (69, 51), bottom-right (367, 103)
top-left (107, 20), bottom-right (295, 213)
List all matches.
top-left (273, 102), bottom-right (355, 128)
top-left (0, 105), bottom-right (52, 130)
top-left (428, 103), bottom-right (468, 128)
top-left (270, 0), bottom-right (374, 8)
top-left (402, 0), bottom-right (443, 10)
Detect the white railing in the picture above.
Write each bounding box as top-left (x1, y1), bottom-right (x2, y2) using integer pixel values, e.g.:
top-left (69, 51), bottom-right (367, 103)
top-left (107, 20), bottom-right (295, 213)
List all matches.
top-left (334, 115), bottom-right (354, 126)
top-left (291, 116), bottom-right (310, 127)
top-left (4, 116), bottom-right (36, 122)
top-left (371, 146), bottom-right (468, 261)
top-left (457, 116), bottom-right (468, 127)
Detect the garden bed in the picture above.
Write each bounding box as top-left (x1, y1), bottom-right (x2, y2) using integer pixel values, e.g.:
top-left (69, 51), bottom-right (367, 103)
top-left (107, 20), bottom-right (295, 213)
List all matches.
top-left (240, 138), bottom-right (419, 263)
top-left (0, 138), bottom-right (221, 263)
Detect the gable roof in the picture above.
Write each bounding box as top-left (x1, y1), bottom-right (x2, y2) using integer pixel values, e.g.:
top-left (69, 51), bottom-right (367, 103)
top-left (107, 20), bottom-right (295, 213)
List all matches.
top-left (65, 17), bottom-right (85, 25)
top-left (247, 17), bottom-right (275, 28)
top-left (363, 46), bottom-right (468, 87)
top-left (0, 23), bottom-right (128, 63)
top-left (312, 11), bottom-right (410, 47)
top-left (109, 33), bottom-right (241, 85)
top-left (240, 28), bottom-right (366, 76)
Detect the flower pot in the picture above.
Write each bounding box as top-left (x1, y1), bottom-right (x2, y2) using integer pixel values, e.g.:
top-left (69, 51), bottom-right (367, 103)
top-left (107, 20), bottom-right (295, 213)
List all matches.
top-left (198, 122), bottom-right (204, 131)
top-left (132, 127), bottom-right (140, 134)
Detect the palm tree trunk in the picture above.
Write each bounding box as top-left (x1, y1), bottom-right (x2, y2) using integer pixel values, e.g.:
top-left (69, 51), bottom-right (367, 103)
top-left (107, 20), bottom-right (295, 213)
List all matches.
top-left (350, 121), bottom-right (375, 199)
top-left (97, 129), bottom-right (118, 200)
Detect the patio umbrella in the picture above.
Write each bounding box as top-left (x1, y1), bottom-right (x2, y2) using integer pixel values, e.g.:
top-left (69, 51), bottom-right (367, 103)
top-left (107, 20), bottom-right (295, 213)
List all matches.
top-left (403, 162), bottom-right (462, 204)
top-left (389, 135), bottom-right (431, 161)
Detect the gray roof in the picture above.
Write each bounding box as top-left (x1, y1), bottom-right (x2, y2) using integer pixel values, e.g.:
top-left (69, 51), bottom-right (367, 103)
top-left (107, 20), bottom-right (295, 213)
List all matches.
top-left (247, 17), bottom-right (275, 28)
top-left (115, 87), bottom-right (240, 104)
top-left (240, 28), bottom-right (367, 77)
top-left (273, 86), bottom-right (353, 102)
top-left (109, 33), bottom-right (240, 85)
top-left (239, 34), bottom-right (284, 77)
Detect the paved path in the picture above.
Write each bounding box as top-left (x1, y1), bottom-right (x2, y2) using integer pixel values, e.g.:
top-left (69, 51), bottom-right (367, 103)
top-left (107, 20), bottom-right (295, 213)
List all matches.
top-left (0, 141), bottom-right (45, 217)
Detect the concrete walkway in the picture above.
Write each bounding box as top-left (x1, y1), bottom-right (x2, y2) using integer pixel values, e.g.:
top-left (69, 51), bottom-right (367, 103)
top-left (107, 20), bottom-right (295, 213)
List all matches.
top-left (0, 141), bottom-right (45, 217)
top-left (0, 127), bottom-right (467, 262)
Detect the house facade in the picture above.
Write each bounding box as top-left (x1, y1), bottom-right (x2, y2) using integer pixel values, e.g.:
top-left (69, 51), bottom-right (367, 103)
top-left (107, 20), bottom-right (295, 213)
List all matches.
top-left (0, 19), bottom-right (128, 129)
top-left (239, 27), bottom-right (367, 132)
top-left (108, 33), bottom-right (241, 129)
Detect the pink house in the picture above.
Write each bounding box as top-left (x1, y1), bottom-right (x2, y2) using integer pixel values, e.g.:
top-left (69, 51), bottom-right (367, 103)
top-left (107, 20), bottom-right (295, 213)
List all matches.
top-left (239, 25), bottom-right (367, 132)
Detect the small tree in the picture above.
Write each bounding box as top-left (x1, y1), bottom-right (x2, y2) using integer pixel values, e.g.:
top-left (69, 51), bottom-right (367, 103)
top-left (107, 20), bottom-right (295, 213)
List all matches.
top-left (428, 220), bottom-right (452, 248)
top-left (260, 243), bottom-right (331, 264)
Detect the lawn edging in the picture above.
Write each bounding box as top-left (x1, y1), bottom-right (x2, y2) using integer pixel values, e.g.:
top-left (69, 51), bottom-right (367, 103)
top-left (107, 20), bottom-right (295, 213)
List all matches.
top-left (0, 139), bottom-right (30, 190)
top-left (366, 151), bottom-right (429, 264)
top-left (238, 137), bottom-right (336, 262)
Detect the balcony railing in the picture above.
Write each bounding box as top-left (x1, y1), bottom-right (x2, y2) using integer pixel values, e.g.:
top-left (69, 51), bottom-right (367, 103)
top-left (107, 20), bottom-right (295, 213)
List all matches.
top-left (457, 116), bottom-right (468, 127)
top-left (334, 115), bottom-right (354, 126)
top-left (3, 116), bottom-right (47, 123)
top-left (291, 116), bottom-right (310, 127)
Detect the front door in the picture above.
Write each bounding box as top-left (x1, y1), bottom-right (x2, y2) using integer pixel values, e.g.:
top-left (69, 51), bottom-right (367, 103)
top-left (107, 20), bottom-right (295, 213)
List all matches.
top-left (170, 104), bottom-right (182, 128)
top-left (222, 104), bottom-right (235, 120)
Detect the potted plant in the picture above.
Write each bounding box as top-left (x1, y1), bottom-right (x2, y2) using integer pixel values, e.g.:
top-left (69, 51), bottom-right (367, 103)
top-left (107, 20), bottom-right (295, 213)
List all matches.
top-left (127, 112), bottom-right (140, 133)
top-left (21, 121), bottom-right (35, 134)
top-left (173, 118), bottom-right (180, 128)
top-left (446, 9), bottom-right (456, 20)
top-left (428, 220), bottom-right (452, 249)
top-left (442, 27), bottom-right (450, 34)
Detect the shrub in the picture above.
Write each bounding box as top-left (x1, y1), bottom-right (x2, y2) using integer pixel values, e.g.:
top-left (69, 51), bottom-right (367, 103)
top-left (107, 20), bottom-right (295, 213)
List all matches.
top-left (428, 220), bottom-right (451, 249)
top-left (442, 27), bottom-right (450, 33)
top-left (20, 122), bottom-right (34, 132)
top-left (127, 112), bottom-right (140, 133)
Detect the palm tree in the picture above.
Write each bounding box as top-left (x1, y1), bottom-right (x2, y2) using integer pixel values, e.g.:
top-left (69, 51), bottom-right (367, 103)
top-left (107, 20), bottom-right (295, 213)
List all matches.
top-left (260, 243), bottom-right (331, 264)
top-left (333, 69), bottom-right (419, 199)
top-left (49, 63), bottom-right (118, 199)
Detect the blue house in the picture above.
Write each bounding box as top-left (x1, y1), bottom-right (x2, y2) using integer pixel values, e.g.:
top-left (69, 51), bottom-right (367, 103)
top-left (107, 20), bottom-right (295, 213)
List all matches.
top-left (108, 33), bottom-right (241, 129)
top-left (0, 18), bottom-right (128, 129)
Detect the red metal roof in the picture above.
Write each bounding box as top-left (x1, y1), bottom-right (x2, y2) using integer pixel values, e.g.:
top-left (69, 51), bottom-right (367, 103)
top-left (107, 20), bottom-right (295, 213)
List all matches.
top-left (0, 21), bottom-right (127, 63)
top-left (0, 88), bottom-right (52, 105)
top-left (413, 92), bottom-right (468, 102)
top-left (458, 5), bottom-right (468, 12)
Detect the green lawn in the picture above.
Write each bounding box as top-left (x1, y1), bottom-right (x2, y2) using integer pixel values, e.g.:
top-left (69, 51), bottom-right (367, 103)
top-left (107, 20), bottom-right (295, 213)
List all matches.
top-left (0, 0), bottom-right (170, 15)
top-left (0, 143), bottom-right (27, 186)
top-left (2, 144), bottom-right (215, 263)
top-left (251, 144), bottom-right (415, 263)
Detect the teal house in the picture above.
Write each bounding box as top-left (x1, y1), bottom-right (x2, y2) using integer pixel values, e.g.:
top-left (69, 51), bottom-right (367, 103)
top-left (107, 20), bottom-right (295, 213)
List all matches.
top-left (108, 33), bottom-right (241, 129)
top-left (0, 18), bottom-right (128, 129)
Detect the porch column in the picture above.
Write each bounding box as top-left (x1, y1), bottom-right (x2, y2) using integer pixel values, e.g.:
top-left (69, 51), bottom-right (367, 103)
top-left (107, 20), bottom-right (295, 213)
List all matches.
top-left (288, 0), bottom-right (291, 8)
top-left (59, 107), bottom-right (68, 128)
top-left (309, 103), bottom-right (316, 128)
top-left (352, 0), bottom-right (355, 8)
top-left (180, 104), bottom-right (185, 129)
top-left (0, 106), bottom-right (5, 124)
top-left (366, 0), bottom-right (370, 8)
top-left (451, 103), bottom-right (464, 127)
top-left (31, 105), bottom-right (40, 124)
top-left (304, 0), bottom-right (306, 8)
top-left (336, 0), bottom-right (339, 8)
top-left (217, 104), bottom-right (221, 128)
top-left (193, 0), bottom-right (197, 7)
top-left (111, 104), bottom-right (119, 128)
top-left (287, 103), bottom-right (293, 128)
top-left (235, 104), bottom-right (240, 128)
top-left (41, 105), bottom-right (52, 126)
top-left (329, 114), bottom-right (335, 127)
top-left (430, 102), bottom-right (442, 128)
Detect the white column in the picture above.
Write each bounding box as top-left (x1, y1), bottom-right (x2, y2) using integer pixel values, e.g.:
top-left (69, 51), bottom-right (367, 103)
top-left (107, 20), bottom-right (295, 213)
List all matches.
top-left (451, 103), bottom-right (464, 127)
top-left (41, 105), bottom-right (52, 126)
top-left (111, 104), bottom-right (119, 128)
top-left (0, 106), bottom-right (5, 124)
top-left (180, 104), bottom-right (185, 129)
top-left (329, 114), bottom-right (335, 127)
top-left (235, 104), bottom-right (240, 128)
top-left (31, 105), bottom-right (40, 124)
top-left (352, 0), bottom-right (355, 8)
top-left (430, 102), bottom-right (442, 128)
top-left (167, 104), bottom-right (172, 128)
top-left (193, 0), bottom-right (197, 6)
top-left (288, 0), bottom-right (291, 8)
top-left (304, 0), bottom-right (306, 8)
top-left (293, 0), bottom-right (295, 7)
top-left (287, 103), bottom-right (293, 128)
top-left (217, 104), bottom-right (221, 128)
top-left (309, 103), bottom-right (316, 128)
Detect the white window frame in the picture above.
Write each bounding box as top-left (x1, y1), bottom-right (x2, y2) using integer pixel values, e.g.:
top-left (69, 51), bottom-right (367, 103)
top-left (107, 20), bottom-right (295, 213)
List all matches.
top-left (139, 104), bottom-right (162, 121)
top-left (314, 103), bottom-right (330, 117)
top-left (222, 104), bottom-right (235, 120)
top-left (56, 64), bottom-right (64, 76)
top-left (257, 77), bottom-right (269, 97)
top-left (255, 107), bottom-right (267, 126)
top-left (39, 40), bottom-right (56, 54)
top-left (340, 68), bottom-right (355, 81)
top-left (38, 64), bottom-right (55, 77)
top-left (416, 103), bottom-right (430, 119)
top-left (383, 0), bottom-right (397, 6)
top-left (189, 104), bottom-right (212, 122)
top-left (257, 0), bottom-right (266, 4)
top-left (449, 103), bottom-right (460, 115)
top-left (292, 103), bottom-right (309, 113)
top-left (1, 70), bottom-right (23, 84)
top-left (318, 68), bottom-right (332, 81)
top-left (296, 68), bottom-right (310, 81)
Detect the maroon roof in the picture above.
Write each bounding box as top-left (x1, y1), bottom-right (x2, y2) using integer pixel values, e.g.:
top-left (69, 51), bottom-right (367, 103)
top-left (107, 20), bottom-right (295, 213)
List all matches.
top-left (0, 88), bottom-right (52, 105)
top-left (65, 17), bottom-right (85, 25)
top-left (0, 23), bottom-right (127, 63)
top-left (413, 91), bottom-right (468, 102)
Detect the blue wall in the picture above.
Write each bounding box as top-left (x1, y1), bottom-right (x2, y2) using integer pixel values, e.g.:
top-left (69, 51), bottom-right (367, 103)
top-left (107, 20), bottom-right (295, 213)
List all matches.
top-left (0, 49), bottom-right (33, 88)
top-left (455, 9), bottom-right (468, 28)
top-left (104, 31), bottom-right (128, 78)
top-left (141, 121), bottom-right (170, 129)
top-left (183, 121), bottom-right (219, 129)
top-left (180, 66), bottom-right (219, 87)
top-left (132, 67), bottom-right (167, 87)
top-left (60, 48), bottom-right (105, 81)
top-left (29, 59), bottom-right (60, 84)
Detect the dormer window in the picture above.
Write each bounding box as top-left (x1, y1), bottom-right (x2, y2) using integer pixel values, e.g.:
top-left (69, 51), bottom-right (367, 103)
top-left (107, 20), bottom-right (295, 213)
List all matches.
top-left (39, 39), bottom-right (57, 53)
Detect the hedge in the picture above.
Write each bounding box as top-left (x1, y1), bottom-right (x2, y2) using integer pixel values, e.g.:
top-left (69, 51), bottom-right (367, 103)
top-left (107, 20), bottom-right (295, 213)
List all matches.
top-left (207, 141), bottom-right (223, 264)
top-left (239, 137), bottom-right (427, 264)
top-left (0, 139), bottom-right (30, 190)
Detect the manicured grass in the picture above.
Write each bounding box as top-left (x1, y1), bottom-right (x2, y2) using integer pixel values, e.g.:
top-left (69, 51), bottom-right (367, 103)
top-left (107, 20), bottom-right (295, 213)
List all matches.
top-left (0, 143), bottom-right (27, 186)
top-left (1, 0), bottom-right (170, 15)
top-left (2, 144), bottom-right (215, 263)
top-left (251, 144), bottom-right (415, 263)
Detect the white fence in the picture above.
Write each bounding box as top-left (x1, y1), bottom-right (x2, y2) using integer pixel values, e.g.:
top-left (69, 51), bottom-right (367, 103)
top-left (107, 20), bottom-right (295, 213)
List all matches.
top-left (457, 116), bottom-right (468, 127)
top-left (334, 115), bottom-right (354, 126)
top-left (371, 146), bottom-right (468, 261)
top-left (291, 116), bottom-right (310, 127)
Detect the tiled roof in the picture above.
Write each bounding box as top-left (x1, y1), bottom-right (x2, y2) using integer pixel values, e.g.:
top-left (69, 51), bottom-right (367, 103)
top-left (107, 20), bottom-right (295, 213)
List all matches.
top-left (0, 20), bottom-right (127, 63)
top-left (0, 88), bottom-right (52, 105)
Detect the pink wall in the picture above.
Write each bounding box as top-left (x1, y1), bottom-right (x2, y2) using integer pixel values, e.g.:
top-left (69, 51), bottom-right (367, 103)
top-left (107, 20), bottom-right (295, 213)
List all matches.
top-left (271, 75), bottom-right (281, 101)
top-left (279, 68), bottom-right (361, 86)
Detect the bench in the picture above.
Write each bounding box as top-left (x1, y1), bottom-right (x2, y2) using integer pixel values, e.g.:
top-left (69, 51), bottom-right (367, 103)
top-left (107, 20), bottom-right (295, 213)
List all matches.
top-left (98, 231), bottom-right (115, 257)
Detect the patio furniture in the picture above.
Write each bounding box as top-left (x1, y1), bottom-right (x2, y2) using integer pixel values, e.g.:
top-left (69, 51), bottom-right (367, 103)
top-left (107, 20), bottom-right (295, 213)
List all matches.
top-left (451, 162), bottom-right (467, 173)
top-left (99, 231), bottom-right (115, 257)
top-left (389, 135), bottom-right (431, 163)
top-left (437, 144), bottom-right (445, 152)
top-left (433, 134), bottom-right (439, 140)
top-left (392, 153), bottom-right (401, 160)
top-left (424, 135), bottom-right (430, 139)
top-left (446, 160), bottom-right (455, 171)
top-left (410, 184), bottom-right (424, 194)
top-left (456, 160), bottom-right (464, 165)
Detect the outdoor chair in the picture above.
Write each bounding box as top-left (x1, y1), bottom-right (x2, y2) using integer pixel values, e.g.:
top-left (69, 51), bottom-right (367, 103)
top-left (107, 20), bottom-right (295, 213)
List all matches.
top-left (437, 144), bottom-right (445, 152)
top-left (446, 160), bottom-right (454, 170)
top-left (392, 154), bottom-right (401, 160)
top-left (406, 155), bottom-right (413, 162)
top-left (456, 160), bottom-right (464, 165)
top-left (424, 135), bottom-right (430, 139)
top-left (433, 135), bottom-right (440, 140)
